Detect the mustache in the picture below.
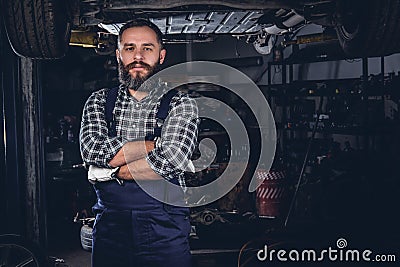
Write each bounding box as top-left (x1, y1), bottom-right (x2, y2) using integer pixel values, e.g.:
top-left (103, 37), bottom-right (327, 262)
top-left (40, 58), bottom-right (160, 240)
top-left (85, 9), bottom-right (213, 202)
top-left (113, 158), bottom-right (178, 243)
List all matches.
top-left (124, 61), bottom-right (152, 71)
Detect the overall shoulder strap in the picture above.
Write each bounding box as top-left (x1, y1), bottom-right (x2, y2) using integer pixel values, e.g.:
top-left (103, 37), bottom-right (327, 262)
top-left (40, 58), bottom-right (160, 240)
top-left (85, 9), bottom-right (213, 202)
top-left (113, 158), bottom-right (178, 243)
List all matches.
top-left (146, 89), bottom-right (179, 140)
top-left (156, 89), bottom-right (179, 122)
top-left (105, 87), bottom-right (119, 137)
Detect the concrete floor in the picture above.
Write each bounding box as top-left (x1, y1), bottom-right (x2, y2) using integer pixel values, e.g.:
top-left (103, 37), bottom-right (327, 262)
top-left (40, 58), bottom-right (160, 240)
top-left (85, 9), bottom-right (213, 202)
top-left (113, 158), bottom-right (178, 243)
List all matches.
top-left (49, 248), bottom-right (241, 267)
top-left (50, 247), bottom-right (91, 267)
top-left (46, 220), bottom-right (91, 267)
top-left (45, 216), bottom-right (400, 267)
top-left (45, 216), bottom-right (267, 267)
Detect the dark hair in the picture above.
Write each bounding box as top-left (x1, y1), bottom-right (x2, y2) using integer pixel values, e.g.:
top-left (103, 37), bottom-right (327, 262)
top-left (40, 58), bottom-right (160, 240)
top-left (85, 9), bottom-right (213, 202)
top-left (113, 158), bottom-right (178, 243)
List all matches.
top-left (117, 19), bottom-right (164, 49)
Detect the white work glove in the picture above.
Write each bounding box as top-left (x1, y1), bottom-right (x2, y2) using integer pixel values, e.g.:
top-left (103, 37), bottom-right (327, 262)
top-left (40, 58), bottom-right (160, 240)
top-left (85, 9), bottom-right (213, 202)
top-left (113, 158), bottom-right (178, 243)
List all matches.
top-left (87, 165), bottom-right (120, 184)
top-left (187, 160), bottom-right (195, 173)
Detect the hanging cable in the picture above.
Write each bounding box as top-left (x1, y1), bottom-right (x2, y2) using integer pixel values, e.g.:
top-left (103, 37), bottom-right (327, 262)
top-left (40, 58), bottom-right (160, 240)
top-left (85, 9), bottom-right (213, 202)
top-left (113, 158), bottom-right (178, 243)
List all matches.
top-left (284, 96), bottom-right (324, 227)
top-left (235, 37), bottom-right (241, 58)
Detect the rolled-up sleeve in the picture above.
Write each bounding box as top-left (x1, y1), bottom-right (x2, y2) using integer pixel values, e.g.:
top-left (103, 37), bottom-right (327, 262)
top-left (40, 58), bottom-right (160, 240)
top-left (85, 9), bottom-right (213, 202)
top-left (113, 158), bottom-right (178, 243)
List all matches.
top-left (79, 89), bottom-right (127, 167)
top-left (146, 93), bottom-right (199, 180)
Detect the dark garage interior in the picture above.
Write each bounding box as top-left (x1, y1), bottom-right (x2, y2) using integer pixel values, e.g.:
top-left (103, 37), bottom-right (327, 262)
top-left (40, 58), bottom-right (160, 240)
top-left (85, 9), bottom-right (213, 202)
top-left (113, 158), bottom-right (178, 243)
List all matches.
top-left (1, 1), bottom-right (400, 267)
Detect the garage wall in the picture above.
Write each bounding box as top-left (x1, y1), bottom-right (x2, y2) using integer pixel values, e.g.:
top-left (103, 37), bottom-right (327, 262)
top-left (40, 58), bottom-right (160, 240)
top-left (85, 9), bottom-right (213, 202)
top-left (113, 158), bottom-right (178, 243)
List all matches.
top-left (0, 21), bottom-right (5, 231)
top-left (0, 18), bottom-right (25, 235)
top-left (184, 27), bottom-right (400, 158)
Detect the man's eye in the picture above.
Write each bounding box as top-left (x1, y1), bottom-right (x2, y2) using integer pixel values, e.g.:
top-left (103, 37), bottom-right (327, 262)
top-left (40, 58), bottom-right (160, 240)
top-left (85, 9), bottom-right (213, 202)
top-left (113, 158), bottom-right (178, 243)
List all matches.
top-left (144, 47), bottom-right (152, 51)
top-left (126, 47), bottom-right (134, 51)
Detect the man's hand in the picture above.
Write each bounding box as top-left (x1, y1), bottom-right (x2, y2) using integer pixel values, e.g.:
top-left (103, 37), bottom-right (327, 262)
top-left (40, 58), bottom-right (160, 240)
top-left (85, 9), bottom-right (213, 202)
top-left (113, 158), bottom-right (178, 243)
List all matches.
top-left (116, 158), bottom-right (162, 181)
top-left (145, 140), bottom-right (155, 153)
top-left (109, 140), bottom-right (155, 167)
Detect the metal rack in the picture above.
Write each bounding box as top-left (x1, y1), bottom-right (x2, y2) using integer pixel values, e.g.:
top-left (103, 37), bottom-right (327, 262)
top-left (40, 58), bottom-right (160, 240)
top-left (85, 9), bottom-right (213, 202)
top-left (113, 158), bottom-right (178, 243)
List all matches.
top-left (264, 44), bottom-right (399, 225)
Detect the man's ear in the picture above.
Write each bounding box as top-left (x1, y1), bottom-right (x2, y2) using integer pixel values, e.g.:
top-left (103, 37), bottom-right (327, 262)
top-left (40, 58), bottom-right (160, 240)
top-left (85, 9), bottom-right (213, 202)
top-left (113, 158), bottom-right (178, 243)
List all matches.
top-left (116, 49), bottom-right (120, 63)
top-left (159, 49), bottom-right (166, 64)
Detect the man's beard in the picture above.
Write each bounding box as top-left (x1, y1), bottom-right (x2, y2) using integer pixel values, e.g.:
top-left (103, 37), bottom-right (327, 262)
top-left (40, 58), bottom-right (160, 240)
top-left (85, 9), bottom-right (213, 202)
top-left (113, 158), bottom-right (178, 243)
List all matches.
top-left (118, 58), bottom-right (160, 92)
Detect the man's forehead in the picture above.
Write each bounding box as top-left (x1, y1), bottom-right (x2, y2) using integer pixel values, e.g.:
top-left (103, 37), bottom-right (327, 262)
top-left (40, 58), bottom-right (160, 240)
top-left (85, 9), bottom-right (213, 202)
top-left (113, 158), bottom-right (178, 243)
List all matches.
top-left (120, 26), bottom-right (158, 43)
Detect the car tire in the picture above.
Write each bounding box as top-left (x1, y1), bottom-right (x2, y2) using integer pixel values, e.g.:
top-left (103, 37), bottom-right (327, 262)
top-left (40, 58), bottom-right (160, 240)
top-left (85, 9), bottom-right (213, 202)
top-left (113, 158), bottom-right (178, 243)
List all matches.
top-left (0, 234), bottom-right (48, 267)
top-left (2, 0), bottom-right (72, 59)
top-left (335, 0), bottom-right (400, 57)
top-left (80, 225), bottom-right (93, 252)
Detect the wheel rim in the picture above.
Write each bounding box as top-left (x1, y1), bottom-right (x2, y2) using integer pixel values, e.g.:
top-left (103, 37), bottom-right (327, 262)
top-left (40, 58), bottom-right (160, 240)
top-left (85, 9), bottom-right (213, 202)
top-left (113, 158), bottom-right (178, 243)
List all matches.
top-left (0, 244), bottom-right (39, 267)
top-left (338, 11), bottom-right (360, 40)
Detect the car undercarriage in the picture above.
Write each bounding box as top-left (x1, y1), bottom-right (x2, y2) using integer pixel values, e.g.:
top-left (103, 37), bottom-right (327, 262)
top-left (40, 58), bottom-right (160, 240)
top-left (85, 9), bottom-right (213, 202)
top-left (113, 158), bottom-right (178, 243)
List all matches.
top-left (2, 0), bottom-right (400, 59)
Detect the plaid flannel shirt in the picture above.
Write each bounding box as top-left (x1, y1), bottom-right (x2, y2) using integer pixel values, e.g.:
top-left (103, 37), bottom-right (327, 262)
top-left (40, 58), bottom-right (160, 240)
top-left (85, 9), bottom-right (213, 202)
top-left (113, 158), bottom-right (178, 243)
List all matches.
top-left (79, 82), bottom-right (199, 188)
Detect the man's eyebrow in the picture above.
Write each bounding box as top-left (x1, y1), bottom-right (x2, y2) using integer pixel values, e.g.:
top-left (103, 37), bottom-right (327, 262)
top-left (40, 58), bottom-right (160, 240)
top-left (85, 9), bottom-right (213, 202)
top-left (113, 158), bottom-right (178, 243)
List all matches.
top-left (122, 43), bottom-right (155, 47)
top-left (142, 43), bottom-right (155, 47)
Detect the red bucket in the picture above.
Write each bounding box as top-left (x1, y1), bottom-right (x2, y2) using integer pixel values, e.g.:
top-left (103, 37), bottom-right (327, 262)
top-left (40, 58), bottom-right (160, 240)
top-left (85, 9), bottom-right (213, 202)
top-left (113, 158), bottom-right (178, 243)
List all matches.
top-left (255, 169), bottom-right (288, 218)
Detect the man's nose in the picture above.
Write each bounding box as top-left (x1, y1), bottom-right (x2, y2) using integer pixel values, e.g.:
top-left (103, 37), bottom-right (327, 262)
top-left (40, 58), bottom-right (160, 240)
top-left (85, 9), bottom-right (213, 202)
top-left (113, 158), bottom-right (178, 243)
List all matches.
top-left (133, 50), bottom-right (144, 61)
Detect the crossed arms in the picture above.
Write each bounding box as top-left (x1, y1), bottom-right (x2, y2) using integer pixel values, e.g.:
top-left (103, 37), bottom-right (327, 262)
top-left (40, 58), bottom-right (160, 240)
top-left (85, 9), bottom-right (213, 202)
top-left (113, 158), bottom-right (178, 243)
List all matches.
top-left (108, 140), bottom-right (161, 180)
top-left (79, 89), bottom-right (199, 182)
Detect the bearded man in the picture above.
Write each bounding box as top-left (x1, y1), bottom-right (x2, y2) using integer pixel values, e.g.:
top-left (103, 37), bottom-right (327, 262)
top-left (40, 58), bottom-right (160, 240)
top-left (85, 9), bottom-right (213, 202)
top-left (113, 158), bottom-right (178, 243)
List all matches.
top-left (79, 19), bottom-right (199, 267)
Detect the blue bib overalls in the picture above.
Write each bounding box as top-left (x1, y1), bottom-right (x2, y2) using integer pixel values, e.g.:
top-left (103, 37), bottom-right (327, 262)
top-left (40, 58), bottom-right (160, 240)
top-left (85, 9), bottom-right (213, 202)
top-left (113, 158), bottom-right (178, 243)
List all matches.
top-left (91, 88), bottom-right (192, 266)
top-left (91, 180), bottom-right (192, 267)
